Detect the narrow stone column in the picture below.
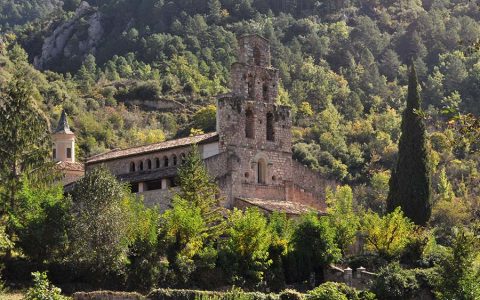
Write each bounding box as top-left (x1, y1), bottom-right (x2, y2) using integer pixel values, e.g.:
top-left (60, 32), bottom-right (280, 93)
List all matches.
top-left (161, 178), bottom-right (168, 190)
top-left (344, 267), bottom-right (352, 286)
top-left (356, 266), bottom-right (366, 279)
top-left (138, 182), bottom-right (145, 193)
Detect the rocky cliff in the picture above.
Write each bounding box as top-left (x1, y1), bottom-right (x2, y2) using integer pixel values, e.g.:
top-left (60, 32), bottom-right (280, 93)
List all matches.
top-left (33, 1), bottom-right (104, 70)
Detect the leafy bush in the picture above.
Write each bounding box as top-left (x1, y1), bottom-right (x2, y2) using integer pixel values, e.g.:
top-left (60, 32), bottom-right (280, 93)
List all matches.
top-left (24, 272), bottom-right (70, 300)
top-left (371, 262), bottom-right (420, 300)
top-left (279, 289), bottom-right (304, 300)
top-left (148, 288), bottom-right (279, 300)
top-left (308, 282), bottom-right (375, 300)
top-left (308, 282), bottom-right (348, 300)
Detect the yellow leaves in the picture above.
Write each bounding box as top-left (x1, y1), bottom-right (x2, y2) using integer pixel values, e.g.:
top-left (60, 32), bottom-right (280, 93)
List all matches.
top-left (190, 128), bottom-right (205, 136)
top-left (361, 208), bottom-right (416, 258)
top-left (133, 128), bottom-right (166, 145)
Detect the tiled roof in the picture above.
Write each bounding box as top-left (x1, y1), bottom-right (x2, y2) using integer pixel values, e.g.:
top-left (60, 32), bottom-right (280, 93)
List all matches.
top-left (55, 161), bottom-right (85, 172)
top-left (54, 110), bottom-right (73, 134)
top-left (86, 132), bottom-right (219, 164)
top-left (236, 197), bottom-right (325, 216)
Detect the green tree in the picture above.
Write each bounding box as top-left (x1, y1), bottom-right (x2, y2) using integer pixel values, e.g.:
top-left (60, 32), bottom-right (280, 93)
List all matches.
top-left (437, 167), bottom-right (454, 202)
top-left (266, 212), bottom-right (294, 291)
top-left (126, 195), bottom-right (161, 291)
top-left (0, 73), bottom-right (53, 248)
top-left (326, 185), bottom-right (359, 255)
top-left (219, 208), bottom-right (272, 287)
top-left (361, 207), bottom-right (416, 258)
top-left (76, 54), bottom-right (97, 93)
top-left (372, 262), bottom-right (420, 300)
top-left (68, 167), bottom-right (138, 282)
top-left (387, 64), bottom-right (432, 226)
top-left (434, 228), bottom-right (480, 300)
top-left (289, 212), bottom-right (341, 283)
top-left (208, 0), bottom-right (223, 24)
top-left (13, 179), bottom-right (69, 264)
top-left (158, 198), bottom-right (209, 286)
top-left (191, 105), bottom-right (217, 133)
top-left (176, 145), bottom-right (223, 241)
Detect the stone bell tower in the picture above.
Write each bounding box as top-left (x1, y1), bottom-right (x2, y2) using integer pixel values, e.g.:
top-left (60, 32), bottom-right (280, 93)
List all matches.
top-left (52, 110), bottom-right (76, 163)
top-left (216, 34), bottom-right (293, 206)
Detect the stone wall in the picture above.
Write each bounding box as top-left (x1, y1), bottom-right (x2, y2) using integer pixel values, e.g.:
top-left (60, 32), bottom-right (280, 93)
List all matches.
top-left (204, 152), bottom-right (229, 179)
top-left (139, 188), bottom-right (176, 211)
top-left (323, 265), bottom-right (377, 291)
top-left (73, 291), bottom-right (145, 300)
top-left (291, 160), bottom-right (336, 197)
top-left (238, 182), bottom-right (286, 201)
top-left (285, 182), bottom-right (326, 212)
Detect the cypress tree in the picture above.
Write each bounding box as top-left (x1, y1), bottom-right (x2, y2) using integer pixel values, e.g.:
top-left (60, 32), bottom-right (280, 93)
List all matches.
top-left (387, 64), bottom-right (432, 225)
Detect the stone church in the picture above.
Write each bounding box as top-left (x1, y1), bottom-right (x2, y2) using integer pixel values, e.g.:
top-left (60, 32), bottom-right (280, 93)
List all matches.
top-left (58, 34), bottom-right (334, 215)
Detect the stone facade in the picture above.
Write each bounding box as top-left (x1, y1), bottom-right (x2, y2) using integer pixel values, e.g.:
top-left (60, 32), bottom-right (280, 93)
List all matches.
top-left (84, 34), bottom-right (335, 214)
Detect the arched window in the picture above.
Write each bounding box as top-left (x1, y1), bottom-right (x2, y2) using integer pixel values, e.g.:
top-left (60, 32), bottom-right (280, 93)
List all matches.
top-left (266, 112), bottom-right (275, 141)
top-left (172, 154), bottom-right (178, 166)
top-left (248, 75), bottom-right (254, 99)
top-left (245, 109), bottom-right (254, 139)
top-left (257, 158), bottom-right (267, 184)
top-left (130, 162), bottom-right (136, 173)
top-left (139, 161), bottom-right (144, 171)
top-left (155, 158), bottom-right (160, 168)
top-left (180, 153), bottom-right (186, 164)
top-left (253, 46), bottom-right (261, 66)
top-left (164, 156), bottom-right (169, 167)
top-left (147, 159), bottom-right (152, 170)
top-left (262, 83), bottom-right (269, 101)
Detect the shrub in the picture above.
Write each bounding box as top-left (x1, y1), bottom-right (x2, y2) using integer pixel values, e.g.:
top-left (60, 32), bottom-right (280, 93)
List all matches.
top-left (308, 282), bottom-right (375, 300)
top-left (148, 289), bottom-right (279, 300)
top-left (72, 291), bottom-right (145, 300)
top-left (371, 262), bottom-right (420, 300)
top-left (279, 289), bottom-right (303, 300)
top-left (24, 271), bottom-right (70, 300)
top-left (308, 282), bottom-right (348, 300)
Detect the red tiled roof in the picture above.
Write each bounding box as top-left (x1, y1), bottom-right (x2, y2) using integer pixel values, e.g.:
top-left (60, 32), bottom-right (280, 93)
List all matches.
top-left (236, 197), bottom-right (325, 216)
top-left (55, 161), bottom-right (85, 172)
top-left (86, 132), bottom-right (219, 164)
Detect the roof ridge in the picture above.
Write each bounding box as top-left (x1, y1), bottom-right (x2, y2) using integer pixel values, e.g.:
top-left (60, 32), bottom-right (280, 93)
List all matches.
top-left (86, 131), bottom-right (219, 163)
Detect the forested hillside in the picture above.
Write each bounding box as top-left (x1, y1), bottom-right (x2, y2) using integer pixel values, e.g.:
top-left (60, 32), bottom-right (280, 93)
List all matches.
top-left (1, 0), bottom-right (479, 213)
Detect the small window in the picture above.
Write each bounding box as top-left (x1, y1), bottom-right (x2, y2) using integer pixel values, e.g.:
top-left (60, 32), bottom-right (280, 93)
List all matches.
top-left (66, 148), bottom-right (72, 159)
top-left (139, 161), bottom-right (144, 171)
top-left (52, 148), bottom-right (56, 160)
top-left (248, 75), bottom-right (254, 98)
top-left (164, 156), bottom-right (169, 167)
top-left (180, 153), bottom-right (186, 164)
top-left (130, 162), bottom-right (136, 172)
top-left (266, 112), bottom-right (275, 141)
top-left (147, 159), bottom-right (152, 170)
top-left (155, 158), bottom-right (160, 168)
top-left (172, 154), bottom-right (177, 166)
top-left (258, 159), bottom-right (267, 184)
top-left (253, 46), bottom-right (261, 66)
top-left (262, 84), bottom-right (269, 101)
top-left (245, 109), bottom-right (254, 139)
